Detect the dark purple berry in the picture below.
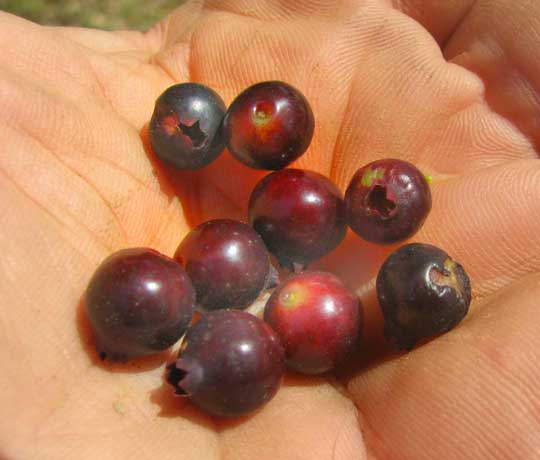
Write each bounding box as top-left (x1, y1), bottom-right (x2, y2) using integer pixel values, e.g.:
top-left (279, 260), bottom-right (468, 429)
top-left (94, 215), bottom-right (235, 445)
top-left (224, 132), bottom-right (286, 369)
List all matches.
top-left (223, 81), bottom-right (314, 170)
top-left (149, 83), bottom-right (226, 170)
top-left (264, 271), bottom-right (361, 375)
top-left (376, 243), bottom-right (472, 350)
top-left (174, 219), bottom-right (275, 311)
top-left (85, 248), bottom-right (195, 361)
top-left (166, 310), bottom-right (285, 418)
top-left (345, 159), bottom-right (432, 244)
top-left (249, 169), bottom-right (347, 269)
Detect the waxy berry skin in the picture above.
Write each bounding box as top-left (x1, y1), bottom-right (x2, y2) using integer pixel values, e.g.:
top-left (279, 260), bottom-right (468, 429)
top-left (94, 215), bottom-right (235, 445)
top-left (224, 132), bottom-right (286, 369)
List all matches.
top-left (174, 219), bottom-right (273, 311)
top-left (264, 271), bottom-right (361, 375)
top-left (166, 310), bottom-right (285, 418)
top-left (249, 169), bottom-right (347, 269)
top-left (345, 159), bottom-right (432, 244)
top-left (149, 83), bottom-right (226, 170)
top-left (377, 243), bottom-right (472, 350)
top-left (223, 81), bottom-right (314, 170)
top-left (85, 248), bottom-right (195, 361)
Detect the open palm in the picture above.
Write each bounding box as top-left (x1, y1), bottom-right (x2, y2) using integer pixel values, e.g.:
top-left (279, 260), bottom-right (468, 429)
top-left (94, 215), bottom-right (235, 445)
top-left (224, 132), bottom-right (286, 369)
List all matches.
top-left (1, 1), bottom-right (539, 459)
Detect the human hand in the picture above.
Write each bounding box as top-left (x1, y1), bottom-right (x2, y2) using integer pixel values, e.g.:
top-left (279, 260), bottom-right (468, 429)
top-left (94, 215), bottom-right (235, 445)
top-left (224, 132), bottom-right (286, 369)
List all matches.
top-left (1, 1), bottom-right (539, 459)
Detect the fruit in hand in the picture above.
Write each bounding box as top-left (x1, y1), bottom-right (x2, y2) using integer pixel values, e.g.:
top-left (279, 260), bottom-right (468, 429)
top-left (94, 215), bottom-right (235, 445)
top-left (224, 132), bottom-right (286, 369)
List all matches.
top-left (149, 83), bottom-right (226, 169)
top-left (376, 243), bottom-right (472, 350)
top-left (174, 219), bottom-right (275, 311)
top-left (85, 248), bottom-right (195, 361)
top-left (223, 81), bottom-right (314, 170)
top-left (264, 271), bottom-right (361, 375)
top-left (249, 169), bottom-right (347, 269)
top-left (166, 310), bottom-right (285, 417)
top-left (344, 158), bottom-right (432, 244)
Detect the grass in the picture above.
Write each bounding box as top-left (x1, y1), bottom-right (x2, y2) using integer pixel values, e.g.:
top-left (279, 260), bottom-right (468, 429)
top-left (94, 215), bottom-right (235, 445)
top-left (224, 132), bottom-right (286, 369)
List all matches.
top-left (0, 0), bottom-right (181, 30)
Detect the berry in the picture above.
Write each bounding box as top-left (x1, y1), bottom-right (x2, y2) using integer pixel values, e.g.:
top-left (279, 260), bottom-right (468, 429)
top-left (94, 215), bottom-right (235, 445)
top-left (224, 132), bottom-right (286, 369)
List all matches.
top-left (85, 248), bottom-right (195, 361)
top-left (174, 219), bottom-right (275, 311)
top-left (344, 158), bottom-right (432, 244)
top-left (249, 169), bottom-right (347, 269)
top-left (223, 81), bottom-right (314, 170)
top-left (166, 310), bottom-right (285, 418)
top-left (264, 271), bottom-right (361, 375)
top-left (376, 243), bottom-right (472, 350)
top-left (149, 83), bottom-right (226, 170)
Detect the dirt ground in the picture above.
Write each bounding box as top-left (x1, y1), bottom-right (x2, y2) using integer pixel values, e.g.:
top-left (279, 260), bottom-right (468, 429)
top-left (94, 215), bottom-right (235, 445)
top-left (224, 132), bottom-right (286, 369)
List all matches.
top-left (0, 0), bottom-right (180, 30)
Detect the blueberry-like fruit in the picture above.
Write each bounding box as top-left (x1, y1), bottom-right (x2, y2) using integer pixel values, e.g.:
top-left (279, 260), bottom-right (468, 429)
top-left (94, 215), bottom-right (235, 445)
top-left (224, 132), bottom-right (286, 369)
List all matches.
top-left (223, 81), bottom-right (314, 170)
top-left (149, 83), bottom-right (226, 169)
top-left (85, 248), bottom-right (195, 361)
top-left (264, 271), bottom-right (361, 375)
top-left (376, 243), bottom-right (471, 350)
top-left (345, 158), bottom-right (431, 244)
top-left (174, 219), bottom-right (275, 311)
top-left (166, 310), bottom-right (285, 417)
top-left (249, 169), bottom-right (347, 269)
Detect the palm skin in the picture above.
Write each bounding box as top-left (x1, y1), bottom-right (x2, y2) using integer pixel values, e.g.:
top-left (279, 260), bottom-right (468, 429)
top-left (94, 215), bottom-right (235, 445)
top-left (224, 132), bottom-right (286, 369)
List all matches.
top-left (1, 1), bottom-right (539, 459)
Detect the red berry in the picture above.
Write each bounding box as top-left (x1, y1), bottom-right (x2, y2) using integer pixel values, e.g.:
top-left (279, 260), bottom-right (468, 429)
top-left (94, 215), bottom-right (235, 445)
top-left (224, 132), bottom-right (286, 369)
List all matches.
top-left (249, 169), bottom-right (347, 269)
top-left (166, 310), bottom-right (285, 417)
top-left (223, 81), bottom-right (314, 170)
top-left (174, 219), bottom-right (275, 311)
top-left (149, 83), bottom-right (226, 169)
top-left (345, 158), bottom-right (431, 244)
top-left (377, 243), bottom-right (471, 350)
top-left (85, 248), bottom-right (195, 361)
top-left (264, 271), bottom-right (361, 375)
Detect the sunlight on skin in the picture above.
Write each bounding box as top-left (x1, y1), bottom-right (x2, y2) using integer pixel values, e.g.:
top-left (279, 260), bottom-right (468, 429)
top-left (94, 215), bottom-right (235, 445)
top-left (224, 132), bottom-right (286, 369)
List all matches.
top-left (0, 1), bottom-right (539, 459)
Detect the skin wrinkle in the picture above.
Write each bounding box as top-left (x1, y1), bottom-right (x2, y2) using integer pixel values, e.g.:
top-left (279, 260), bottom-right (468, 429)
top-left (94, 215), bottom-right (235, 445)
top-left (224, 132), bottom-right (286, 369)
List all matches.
top-left (440, 2), bottom-right (540, 153)
top-left (392, 1), bottom-right (540, 157)
top-left (0, 166), bottom-right (114, 257)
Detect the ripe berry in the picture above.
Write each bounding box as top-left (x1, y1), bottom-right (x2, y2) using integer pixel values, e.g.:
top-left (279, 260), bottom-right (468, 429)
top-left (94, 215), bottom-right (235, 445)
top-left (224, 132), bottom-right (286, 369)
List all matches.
top-left (264, 271), bottom-right (361, 375)
top-left (345, 159), bottom-right (431, 244)
top-left (376, 243), bottom-right (472, 350)
top-left (223, 81), bottom-right (314, 170)
top-left (174, 219), bottom-right (275, 311)
top-left (85, 248), bottom-right (195, 361)
top-left (149, 83), bottom-right (226, 170)
top-left (249, 169), bottom-right (347, 269)
top-left (166, 310), bottom-right (285, 418)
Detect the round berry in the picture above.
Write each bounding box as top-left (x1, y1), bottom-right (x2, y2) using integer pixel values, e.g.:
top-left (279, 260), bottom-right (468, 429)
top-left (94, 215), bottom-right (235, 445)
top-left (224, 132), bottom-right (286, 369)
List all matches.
top-left (85, 248), bottom-right (195, 361)
top-left (223, 81), bottom-right (314, 170)
top-left (166, 310), bottom-right (285, 417)
top-left (377, 243), bottom-right (472, 350)
top-left (249, 169), bottom-right (347, 269)
top-left (149, 83), bottom-right (226, 170)
top-left (174, 219), bottom-right (274, 311)
top-left (345, 158), bottom-right (432, 244)
top-left (264, 271), bottom-right (361, 375)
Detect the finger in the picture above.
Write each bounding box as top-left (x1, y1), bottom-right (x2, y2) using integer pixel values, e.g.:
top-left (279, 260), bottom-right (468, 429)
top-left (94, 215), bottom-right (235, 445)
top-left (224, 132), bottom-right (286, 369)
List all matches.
top-left (392, 0), bottom-right (476, 46)
top-left (417, 159), bottom-right (540, 298)
top-left (443, 0), bottom-right (540, 151)
top-left (327, 4), bottom-right (536, 190)
top-left (348, 272), bottom-right (540, 460)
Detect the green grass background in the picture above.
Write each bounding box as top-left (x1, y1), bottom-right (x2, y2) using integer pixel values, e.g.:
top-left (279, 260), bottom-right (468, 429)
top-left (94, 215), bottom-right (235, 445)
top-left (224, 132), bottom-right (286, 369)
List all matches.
top-left (0, 0), bottom-right (181, 30)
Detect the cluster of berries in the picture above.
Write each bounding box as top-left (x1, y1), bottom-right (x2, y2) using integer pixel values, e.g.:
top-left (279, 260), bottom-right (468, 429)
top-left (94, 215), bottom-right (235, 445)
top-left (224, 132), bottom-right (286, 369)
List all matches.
top-left (84, 81), bottom-right (471, 418)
